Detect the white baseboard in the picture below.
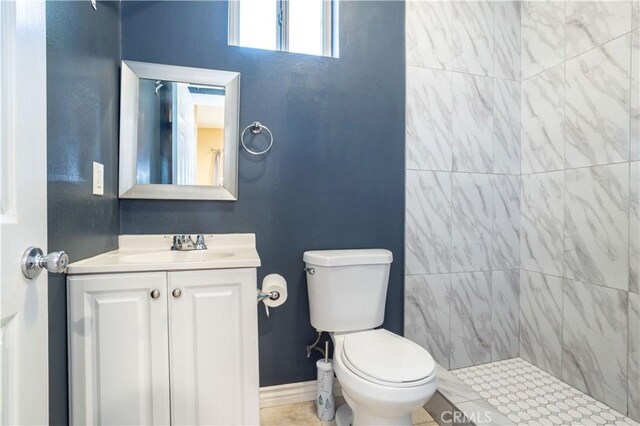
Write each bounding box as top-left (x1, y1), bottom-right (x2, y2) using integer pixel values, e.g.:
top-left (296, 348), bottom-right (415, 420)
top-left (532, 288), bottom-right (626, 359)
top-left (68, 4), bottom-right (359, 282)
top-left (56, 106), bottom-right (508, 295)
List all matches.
top-left (259, 380), bottom-right (342, 408)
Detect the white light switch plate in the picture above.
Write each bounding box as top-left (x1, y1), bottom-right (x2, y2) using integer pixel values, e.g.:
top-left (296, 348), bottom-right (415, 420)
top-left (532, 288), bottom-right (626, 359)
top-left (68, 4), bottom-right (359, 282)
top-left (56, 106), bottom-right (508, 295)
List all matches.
top-left (93, 161), bottom-right (104, 196)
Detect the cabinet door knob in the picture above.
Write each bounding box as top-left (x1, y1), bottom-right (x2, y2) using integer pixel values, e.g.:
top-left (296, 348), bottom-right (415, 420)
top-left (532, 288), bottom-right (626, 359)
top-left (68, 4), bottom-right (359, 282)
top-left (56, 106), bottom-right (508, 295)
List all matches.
top-left (172, 288), bottom-right (182, 298)
top-left (150, 289), bottom-right (160, 299)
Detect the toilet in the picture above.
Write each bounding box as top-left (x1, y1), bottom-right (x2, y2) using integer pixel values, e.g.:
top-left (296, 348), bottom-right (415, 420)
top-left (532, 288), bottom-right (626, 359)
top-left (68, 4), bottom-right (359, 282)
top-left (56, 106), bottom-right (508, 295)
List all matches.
top-left (304, 249), bottom-right (437, 426)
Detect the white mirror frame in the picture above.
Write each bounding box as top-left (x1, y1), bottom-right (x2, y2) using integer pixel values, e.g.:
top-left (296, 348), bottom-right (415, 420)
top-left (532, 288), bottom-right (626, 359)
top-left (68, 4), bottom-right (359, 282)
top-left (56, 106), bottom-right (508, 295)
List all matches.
top-left (119, 60), bottom-right (240, 200)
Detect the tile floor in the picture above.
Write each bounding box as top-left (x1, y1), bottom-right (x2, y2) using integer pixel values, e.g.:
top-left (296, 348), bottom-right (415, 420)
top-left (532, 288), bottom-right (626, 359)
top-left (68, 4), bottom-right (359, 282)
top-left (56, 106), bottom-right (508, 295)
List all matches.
top-left (452, 358), bottom-right (638, 425)
top-left (260, 397), bottom-right (436, 426)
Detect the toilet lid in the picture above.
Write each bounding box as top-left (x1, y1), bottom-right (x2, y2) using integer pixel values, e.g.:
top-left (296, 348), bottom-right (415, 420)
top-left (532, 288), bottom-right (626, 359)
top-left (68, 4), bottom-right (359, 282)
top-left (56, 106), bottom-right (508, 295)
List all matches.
top-left (342, 329), bottom-right (435, 385)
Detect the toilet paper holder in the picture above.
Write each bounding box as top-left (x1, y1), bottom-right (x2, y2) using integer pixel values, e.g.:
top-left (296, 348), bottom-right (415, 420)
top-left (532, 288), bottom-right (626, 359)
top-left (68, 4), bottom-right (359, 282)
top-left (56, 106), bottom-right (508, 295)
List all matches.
top-left (257, 289), bottom-right (280, 303)
top-left (257, 274), bottom-right (287, 318)
top-left (257, 289), bottom-right (280, 318)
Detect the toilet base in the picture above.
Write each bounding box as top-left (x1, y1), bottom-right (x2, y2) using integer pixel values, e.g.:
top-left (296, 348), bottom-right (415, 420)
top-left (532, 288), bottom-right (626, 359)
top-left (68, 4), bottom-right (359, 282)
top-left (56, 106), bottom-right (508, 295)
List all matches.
top-left (335, 403), bottom-right (352, 426)
top-left (335, 399), bottom-right (413, 426)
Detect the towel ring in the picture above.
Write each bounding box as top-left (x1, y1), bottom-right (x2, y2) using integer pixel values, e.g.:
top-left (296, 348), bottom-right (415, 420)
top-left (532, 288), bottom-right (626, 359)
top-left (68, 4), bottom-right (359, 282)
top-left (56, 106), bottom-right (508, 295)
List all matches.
top-left (241, 122), bottom-right (273, 155)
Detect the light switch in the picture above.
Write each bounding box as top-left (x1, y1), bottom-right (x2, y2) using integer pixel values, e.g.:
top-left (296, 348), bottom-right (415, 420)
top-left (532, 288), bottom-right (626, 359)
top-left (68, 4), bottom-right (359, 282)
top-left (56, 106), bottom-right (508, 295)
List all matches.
top-left (93, 162), bottom-right (104, 196)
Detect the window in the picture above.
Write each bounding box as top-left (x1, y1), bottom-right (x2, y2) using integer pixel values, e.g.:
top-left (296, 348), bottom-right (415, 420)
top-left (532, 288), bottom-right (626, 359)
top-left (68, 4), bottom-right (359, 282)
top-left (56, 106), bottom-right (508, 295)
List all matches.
top-left (228, 0), bottom-right (338, 58)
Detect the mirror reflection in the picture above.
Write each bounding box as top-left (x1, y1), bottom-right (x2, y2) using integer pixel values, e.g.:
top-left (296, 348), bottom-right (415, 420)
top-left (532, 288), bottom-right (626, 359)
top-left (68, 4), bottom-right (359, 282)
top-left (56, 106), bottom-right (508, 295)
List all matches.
top-left (136, 79), bottom-right (226, 186)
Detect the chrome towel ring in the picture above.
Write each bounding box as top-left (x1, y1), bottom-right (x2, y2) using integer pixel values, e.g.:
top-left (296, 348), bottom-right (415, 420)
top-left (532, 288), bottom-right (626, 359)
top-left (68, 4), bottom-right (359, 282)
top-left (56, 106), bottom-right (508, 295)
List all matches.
top-left (241, 121), bottom-right (273, 155)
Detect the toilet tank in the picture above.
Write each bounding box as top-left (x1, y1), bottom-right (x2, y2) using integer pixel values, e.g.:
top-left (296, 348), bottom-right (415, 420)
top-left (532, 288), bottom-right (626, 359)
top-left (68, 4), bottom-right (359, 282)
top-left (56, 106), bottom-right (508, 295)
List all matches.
top-left (304, 249), bottom-right (393, 333)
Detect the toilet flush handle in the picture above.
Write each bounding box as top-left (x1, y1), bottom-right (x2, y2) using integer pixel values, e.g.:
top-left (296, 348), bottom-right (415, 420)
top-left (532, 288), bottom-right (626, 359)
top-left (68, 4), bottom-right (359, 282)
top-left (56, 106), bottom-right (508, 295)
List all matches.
top-left (304, 267), bottom-right (315, 275)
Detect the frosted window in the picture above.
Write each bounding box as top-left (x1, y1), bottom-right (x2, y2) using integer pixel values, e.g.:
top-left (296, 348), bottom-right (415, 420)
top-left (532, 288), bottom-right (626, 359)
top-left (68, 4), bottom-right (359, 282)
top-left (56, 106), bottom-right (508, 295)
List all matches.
top-left (238, 0), bottom-right (277, 51)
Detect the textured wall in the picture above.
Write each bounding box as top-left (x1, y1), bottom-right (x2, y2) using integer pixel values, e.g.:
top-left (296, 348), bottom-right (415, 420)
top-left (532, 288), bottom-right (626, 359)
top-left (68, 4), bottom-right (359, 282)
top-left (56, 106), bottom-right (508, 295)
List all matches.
top-left (120, 0), bottom-right (406, 387)
top-left (518, 0), bottom-right (639, 418)
top-left (403, 0), bottom-right (522, 370)
top-left (46, 1), bottom-right (121, 424)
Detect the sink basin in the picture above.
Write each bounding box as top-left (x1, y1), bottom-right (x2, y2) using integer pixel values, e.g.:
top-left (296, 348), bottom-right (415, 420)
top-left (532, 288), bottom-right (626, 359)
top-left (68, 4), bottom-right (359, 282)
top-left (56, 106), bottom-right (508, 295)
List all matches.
top-left (120, 250), bottom-right (234, 264)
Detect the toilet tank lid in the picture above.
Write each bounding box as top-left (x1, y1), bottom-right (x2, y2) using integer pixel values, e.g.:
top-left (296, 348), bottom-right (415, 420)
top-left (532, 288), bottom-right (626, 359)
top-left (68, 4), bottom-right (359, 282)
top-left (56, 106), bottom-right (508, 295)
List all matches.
top-left (303, 249), bottom-right (392, 267)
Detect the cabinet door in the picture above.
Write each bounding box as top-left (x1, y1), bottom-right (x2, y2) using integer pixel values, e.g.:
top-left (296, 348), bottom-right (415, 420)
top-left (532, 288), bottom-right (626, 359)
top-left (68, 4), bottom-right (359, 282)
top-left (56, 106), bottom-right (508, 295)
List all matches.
top-left (68, 272), bottom-right (171, 425)
top-left (168, 269), bottom-right (259, 425)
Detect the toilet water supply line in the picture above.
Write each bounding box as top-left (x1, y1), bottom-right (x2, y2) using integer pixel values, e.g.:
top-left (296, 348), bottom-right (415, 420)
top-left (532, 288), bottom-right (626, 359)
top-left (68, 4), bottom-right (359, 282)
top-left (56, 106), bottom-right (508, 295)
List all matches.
top-left (306, 330), bottom-right (326, 359)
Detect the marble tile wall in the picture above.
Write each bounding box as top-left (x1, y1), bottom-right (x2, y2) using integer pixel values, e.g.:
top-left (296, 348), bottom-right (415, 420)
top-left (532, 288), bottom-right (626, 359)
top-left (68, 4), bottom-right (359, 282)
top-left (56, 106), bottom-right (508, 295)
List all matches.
top-left (404, 0), bottom-right (521, 371)
top-left (518, 1), bottom-right (640, 419)
top-left (406, 0), bottom-right (640, 420)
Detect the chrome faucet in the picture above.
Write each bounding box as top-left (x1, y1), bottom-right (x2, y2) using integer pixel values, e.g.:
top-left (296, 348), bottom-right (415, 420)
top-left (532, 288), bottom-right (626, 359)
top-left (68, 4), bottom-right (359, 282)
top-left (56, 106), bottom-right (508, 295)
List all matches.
top-left (171, 234), bottom-right (207, 251)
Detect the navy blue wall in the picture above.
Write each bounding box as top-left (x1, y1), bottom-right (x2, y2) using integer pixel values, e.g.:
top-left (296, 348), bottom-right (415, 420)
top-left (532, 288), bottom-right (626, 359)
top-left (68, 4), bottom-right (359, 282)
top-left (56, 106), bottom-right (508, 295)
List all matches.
top-left (47, 1), bottom-right (121, 423)
top-left (120, 1), bottom-right (405, 387)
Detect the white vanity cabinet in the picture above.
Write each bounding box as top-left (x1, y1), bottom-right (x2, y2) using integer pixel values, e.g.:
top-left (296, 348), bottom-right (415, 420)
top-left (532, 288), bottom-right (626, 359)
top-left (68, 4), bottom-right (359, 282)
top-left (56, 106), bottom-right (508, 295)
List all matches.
top-left (167, 269), bottom-right (259, 425)
top-left (68, 267), bottom-right (259, 426)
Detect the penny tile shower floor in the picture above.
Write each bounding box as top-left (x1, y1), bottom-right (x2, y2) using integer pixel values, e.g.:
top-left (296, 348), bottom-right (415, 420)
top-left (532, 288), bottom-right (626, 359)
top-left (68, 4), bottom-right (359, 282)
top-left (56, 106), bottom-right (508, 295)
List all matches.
top-left (452, 358), bottom-right (638, 425)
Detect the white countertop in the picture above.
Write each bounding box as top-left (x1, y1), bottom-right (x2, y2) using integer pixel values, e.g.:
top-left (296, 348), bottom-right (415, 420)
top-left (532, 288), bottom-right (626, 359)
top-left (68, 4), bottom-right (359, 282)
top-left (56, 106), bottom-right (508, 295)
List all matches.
top-left (67, 234), bottom-right (261, 275)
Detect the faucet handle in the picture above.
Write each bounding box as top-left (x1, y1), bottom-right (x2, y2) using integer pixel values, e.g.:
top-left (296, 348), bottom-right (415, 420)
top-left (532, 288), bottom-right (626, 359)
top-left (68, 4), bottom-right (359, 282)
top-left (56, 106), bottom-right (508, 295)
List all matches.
top-left (195, 234), bottom-right (207, 250)
top-left (170, 235), bottom-right (185, 251)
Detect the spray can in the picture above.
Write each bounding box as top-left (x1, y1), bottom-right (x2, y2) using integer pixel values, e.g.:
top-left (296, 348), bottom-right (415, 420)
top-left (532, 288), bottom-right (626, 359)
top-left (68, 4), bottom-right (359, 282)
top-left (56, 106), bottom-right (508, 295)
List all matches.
top-left (316, 341), bottom-right (335, 421)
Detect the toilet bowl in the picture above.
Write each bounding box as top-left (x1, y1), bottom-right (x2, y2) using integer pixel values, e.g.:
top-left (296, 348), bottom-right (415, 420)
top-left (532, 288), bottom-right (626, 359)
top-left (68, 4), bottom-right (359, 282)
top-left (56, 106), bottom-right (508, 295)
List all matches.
top-left (331, 329), bottom-right (437, 426)
top-left (304, 249), bottom-right (438, 426)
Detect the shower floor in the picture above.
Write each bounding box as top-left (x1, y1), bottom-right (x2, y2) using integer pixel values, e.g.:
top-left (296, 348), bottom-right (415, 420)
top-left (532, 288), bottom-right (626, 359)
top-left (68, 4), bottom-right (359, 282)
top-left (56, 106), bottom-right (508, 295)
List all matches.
top-left (450, 358), bottom-right (637, 426)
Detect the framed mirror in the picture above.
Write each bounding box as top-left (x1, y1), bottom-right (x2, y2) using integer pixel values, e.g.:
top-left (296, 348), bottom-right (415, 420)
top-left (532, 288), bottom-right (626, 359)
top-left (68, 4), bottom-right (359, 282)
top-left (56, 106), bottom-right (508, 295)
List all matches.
top-left (119, 61), bottom-right (240, 200)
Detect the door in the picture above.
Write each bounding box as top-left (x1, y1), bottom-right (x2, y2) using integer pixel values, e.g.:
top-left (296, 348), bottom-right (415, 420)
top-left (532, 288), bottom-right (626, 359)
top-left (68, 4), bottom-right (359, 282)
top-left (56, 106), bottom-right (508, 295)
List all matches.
top-left (67, 272), bottom-right (171, 425)
top-left (0, 0), bottom-right (48, 424)
top-left (172, 83), bottom-right (197, 185)
top-left (168, 269), bottom-right (259, 425)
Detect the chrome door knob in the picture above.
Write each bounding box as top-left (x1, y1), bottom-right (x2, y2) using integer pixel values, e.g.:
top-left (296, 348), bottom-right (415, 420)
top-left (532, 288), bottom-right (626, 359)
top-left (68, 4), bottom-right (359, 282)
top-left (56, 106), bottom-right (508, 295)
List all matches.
top-left (21, 246), bottom-right (69, 279)
top-left (150, 289), bottom-right (161, 299)
top-left (172, 288), bottom-right (182, 298)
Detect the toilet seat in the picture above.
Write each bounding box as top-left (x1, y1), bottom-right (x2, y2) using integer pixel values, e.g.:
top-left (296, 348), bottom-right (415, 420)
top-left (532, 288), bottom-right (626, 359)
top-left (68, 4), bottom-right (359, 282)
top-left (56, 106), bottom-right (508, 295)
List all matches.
top-left (340, 329), bottom-right (436, 388)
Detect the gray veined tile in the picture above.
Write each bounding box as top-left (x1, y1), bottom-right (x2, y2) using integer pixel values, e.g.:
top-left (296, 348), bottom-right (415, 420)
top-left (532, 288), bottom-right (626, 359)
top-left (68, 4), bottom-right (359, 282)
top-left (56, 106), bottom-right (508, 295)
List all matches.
top-left (565, 0), bottom-right (632, 58)
top-left (406, 0), bottom-right (452, 70)
top-left (405, 171), bottom-right (452, 275)
top-left (452, 73), bottom-right (493, 173)
top-left (406, 67), bottom-right (452, 172)
top-left (492, 174), bottom-right (520, 270)
top-left (493, 79), bottom-right (520, 175)
top-left (451, 0), bottom-right (493, 77)
top-left (564, 163), bottom-right (629, 291)
top-left (635, 0), bottom-right (640, 30)
top-left (521, 65), bottom-right (564, 174)
top-left (435, 366), bottom-right (480, 404)
top-left (404, 274), bottom-right (451, 369)
top-left (564, 35), bottom-right (631, 168)
top-left (451, 173), bottom-right (492, 272)
top-left (521, 171), bottom-right (564, 276)
top-left (632, 162), bottom-right (640, 294)
top-left (519, 270), bottom-right (563, 377)
top-left (521, 1), bottom-right (565, 79)
top-left (493, 0), bottom-right (521, 81)
top-left (632, 29), bottom-right (639, 161)
top-left (630, 293), bottom-right (640, 421)
top-left (562, 279), bottom-right (628, 414)
top-left (491, 270), bottom-right (519, 361)
top-left (450, 272), bottom-right (492, 369)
